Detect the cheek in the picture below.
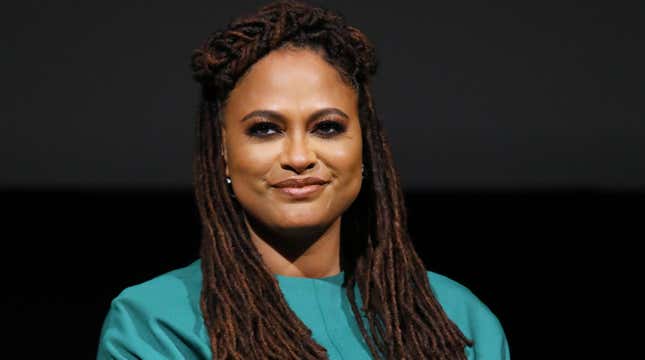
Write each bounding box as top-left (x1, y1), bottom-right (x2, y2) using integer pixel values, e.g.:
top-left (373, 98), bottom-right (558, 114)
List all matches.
top-left (227, 141), bottom-right (281, 202)
top-left (325, 142), bottom-right (363, 217)
top-left (317, 137), bottom-right (363, 208)
top-left (229, 143), bottom-right (278, 177)
top-left (322, 137), bottom-right (363, 177)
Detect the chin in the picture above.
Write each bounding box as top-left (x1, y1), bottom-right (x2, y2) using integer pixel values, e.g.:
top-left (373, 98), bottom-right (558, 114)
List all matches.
top-left (271, 205), bottom-right (331, 228)
top-left (274, 214), bottom-right (326, 230)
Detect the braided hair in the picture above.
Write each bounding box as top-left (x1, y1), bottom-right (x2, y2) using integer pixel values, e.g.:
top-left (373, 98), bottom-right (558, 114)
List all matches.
top-left (190, 1), bottom-right (473, 359)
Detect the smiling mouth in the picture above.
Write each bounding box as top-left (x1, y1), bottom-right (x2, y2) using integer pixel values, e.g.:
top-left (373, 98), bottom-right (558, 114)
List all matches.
top-left (274, 184), bottom-right (327, 199)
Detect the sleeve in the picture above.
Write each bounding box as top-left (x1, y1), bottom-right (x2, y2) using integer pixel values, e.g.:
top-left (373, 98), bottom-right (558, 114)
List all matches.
top-left (96, 295), bottom-right (170, 360)
top-left (426, 271), bottom-right (510, 360)
top-left (96, 290), bottom-right (186, 360)
top-left (466, 307), bottom-right (510, 360)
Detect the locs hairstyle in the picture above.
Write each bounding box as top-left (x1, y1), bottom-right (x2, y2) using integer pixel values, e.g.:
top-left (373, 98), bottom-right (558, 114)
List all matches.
top-left (190, 1), bottom-right (473, 359)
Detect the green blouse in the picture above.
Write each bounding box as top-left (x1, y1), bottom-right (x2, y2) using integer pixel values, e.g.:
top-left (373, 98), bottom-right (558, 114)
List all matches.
top-left (97, 260), bottom-right (510, 359)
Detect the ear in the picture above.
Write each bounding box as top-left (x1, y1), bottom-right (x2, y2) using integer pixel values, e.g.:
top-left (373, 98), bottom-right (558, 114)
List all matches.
top-left (221, 126), bottom-right (229, 177)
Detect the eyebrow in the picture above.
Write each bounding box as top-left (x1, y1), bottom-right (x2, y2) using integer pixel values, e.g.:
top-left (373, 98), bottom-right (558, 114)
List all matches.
top-left (240, 107), bottom-right (350, 123)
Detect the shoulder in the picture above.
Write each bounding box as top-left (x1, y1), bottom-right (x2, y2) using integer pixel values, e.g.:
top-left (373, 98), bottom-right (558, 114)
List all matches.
top-left (113, 259), bottom-right (203, 314)
top-left (425, 271), bottom-right (495, 327)
top-left (97, 259), bottom-right (210, 359)
top-left (426, 271), bottom-right (511, 359)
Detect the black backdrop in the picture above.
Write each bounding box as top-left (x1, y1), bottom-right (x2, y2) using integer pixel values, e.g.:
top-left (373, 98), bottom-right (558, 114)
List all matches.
top-left (2, 0), bottom-right (643, 359)
top-left (2, 0), bottom-right (644, 190)
top-left (4, 189), bottom-right (640, 358)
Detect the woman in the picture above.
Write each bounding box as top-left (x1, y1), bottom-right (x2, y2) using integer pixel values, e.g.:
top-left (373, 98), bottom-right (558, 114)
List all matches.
top-left (97, 1), bottom-right (510, 359)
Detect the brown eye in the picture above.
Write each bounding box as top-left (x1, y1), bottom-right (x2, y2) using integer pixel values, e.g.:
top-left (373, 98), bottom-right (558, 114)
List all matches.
top-left (315, 119), bottom-right (346, 138)
top-left (247, 121), bottom-right (280, 137)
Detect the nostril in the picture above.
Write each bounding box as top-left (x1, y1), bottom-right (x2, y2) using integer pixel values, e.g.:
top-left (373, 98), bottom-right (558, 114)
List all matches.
top-left (281, 161), bottom-right (317, 174)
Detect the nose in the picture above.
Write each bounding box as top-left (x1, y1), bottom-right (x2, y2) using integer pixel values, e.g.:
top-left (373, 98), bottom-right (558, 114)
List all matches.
top-left (280, 133), bottom-right (317, 174)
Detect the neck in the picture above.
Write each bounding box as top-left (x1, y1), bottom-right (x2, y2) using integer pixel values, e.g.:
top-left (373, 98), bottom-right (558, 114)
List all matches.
top-left (245, 215), bottom-right (342, 278)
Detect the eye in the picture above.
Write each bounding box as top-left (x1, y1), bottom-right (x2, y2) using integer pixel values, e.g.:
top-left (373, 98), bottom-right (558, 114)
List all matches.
top-left (246, 121), bottom-right (281, 138)
top-left (314, 119), bottom-right (346, 138)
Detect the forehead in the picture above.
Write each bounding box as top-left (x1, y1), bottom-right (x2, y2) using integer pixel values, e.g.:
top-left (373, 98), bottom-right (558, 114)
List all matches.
top-left (223, 48), bottom-right (358, 120)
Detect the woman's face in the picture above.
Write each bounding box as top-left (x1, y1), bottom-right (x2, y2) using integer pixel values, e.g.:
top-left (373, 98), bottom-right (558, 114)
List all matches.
top-left (221, 47), bottom-right (363, 235)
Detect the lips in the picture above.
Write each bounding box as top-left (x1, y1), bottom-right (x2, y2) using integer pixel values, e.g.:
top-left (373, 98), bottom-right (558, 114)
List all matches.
top-left (272, 177), bottom-right (329, 188)
top-left (272, 177), bottom-right (330, 199)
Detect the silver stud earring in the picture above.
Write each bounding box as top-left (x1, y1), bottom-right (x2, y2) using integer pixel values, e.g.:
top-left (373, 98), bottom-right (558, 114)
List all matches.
top-left (361, 164), bottom-right (364, 177)
top-left (225, 176), bottom-right (236, 197)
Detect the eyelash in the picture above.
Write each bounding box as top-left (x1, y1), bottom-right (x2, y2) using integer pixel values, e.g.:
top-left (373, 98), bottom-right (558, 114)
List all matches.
top-left (246, 118), bottom-right (346, 139)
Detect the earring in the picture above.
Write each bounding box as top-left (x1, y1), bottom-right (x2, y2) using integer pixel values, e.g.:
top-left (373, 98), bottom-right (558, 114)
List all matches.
top-left (361, 164), bottom-right (364, 178)
top-left (225, 176), bottom-right (236, 197)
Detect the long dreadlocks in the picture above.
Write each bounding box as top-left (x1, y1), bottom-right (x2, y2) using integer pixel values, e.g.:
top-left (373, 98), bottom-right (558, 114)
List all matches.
top-left (190, 1), bottom-right (473, 358)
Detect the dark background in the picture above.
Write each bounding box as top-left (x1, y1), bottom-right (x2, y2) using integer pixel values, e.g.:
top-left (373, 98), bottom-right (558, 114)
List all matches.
top-left (2, 0), bottom-right (642, 358)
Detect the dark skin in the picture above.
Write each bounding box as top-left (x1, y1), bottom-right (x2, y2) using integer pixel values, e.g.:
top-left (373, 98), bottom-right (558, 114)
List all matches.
top-left (220, 47), bottom-right (363, 278)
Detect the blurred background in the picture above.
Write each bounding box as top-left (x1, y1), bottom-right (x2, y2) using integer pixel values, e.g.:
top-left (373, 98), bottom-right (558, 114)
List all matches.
top-left (2, 0), bottom-right (642, 358)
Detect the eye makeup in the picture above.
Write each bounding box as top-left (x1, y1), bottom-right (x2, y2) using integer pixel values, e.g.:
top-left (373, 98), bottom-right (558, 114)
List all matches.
top-left (246, 120), bottom-right (280, 138)
top-left (245, 116), bottom-right (347, 139)
top-left (313, 118), bottom-right (346, 138)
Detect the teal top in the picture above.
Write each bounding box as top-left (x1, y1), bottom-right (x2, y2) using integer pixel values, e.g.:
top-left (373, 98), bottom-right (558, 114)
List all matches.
top-left (97, 260), bottom-right (510, 359)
